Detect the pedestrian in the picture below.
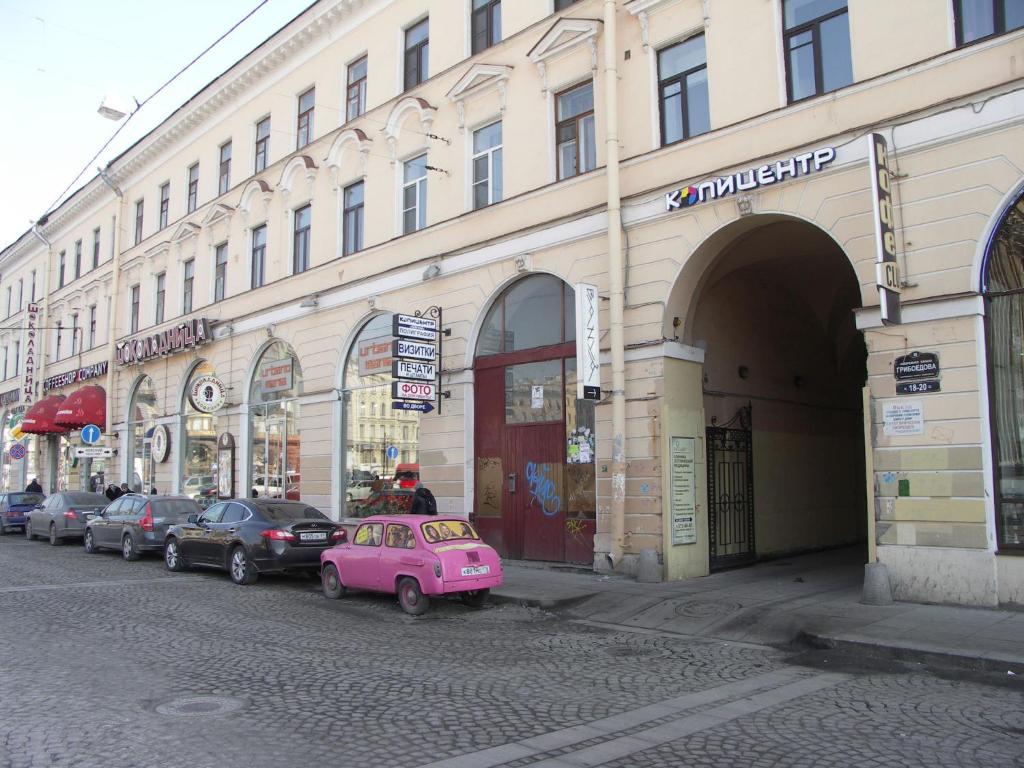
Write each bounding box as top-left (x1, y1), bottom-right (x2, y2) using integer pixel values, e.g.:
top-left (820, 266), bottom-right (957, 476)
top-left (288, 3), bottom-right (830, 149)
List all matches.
top-left (105, 484), bottom-right (118, 501)
top-left (251, 487), bottom-right (259, 498)
top-left (410, 481), bottom-right (437, 516)
top-left (25, 477), bottom-right (42, 493)
top-left (150, 487), bottom-right (158, 495)
top-left (120, 482), bottom-right (130, 496)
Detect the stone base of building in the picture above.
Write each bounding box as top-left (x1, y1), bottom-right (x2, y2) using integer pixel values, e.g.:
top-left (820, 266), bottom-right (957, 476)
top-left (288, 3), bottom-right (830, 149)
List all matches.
top-left (878, 545), bottom-right (1000, 607)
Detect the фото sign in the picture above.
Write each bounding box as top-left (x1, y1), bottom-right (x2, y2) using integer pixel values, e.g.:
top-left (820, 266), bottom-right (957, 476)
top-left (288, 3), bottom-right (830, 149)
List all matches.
top-left (22, 302), bottom-right (39, 405)
top-left (258, 358), bottom-right (293, 396)
top-left (391, 380), bottom-right (435, 401)
top-left (666, 148), bottom-right (835, 211)
top-left (44, 361), bottom-right (109, 391)
top-left (116, 318), bottom-right (211, 366)
top-left (574, 283), bottom-right (601, 400)
top-left (868, 133), bottom-right (902, 325)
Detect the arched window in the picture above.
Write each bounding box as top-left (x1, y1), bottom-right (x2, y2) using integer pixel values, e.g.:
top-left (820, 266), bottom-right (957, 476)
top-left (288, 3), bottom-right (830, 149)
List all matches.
top-left (249, 341), bottom-right (302, 500)
top-left (984, 192), bottom-right (1024, 551)
top-left (181, 361), bottom-right (219, 507)
top-left (476, 274), bottom-right (576, 356)
top-left (127, 376), bottom-right (157, 493)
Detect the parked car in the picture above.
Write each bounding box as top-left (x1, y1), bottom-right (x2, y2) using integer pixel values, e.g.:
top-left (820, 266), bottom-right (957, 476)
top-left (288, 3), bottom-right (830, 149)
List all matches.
top-left (392, 463), bottom-right (419, 489)
top-left (349, 488), bottom-right (414, 518)
top-left (346, 479), bottom-right (375, 502)
top-left (84, 494), bottom-right (201, 561)
top-left (25, 491), bottom-right (108, 545)
top-left (163, 498), bottom-right (346, 585)
top-left (182, 475), bottom-right (215, 497)
top-left (320, 515), bottom-right (502, 615)
top-left (0, 492), bottom-right (45, 534)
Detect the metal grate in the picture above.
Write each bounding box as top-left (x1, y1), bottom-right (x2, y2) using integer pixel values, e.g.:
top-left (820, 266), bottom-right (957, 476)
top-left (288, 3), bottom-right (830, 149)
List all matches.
top-left (706, 405), bottom-right (755, 571)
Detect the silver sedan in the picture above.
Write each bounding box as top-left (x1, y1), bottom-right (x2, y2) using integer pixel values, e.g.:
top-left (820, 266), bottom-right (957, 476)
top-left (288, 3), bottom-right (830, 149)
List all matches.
top-left (25, 491), bottom-right (109, 546)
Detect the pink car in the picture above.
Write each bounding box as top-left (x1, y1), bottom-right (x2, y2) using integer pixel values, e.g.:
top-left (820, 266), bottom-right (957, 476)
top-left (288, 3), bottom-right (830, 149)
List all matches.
top-left (320, 515), bottom-right (503, 615)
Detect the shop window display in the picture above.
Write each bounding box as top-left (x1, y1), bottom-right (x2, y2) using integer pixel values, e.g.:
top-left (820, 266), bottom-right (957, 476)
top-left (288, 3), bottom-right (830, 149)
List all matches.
top-left (182, 361), bottom-right (219, 508)
top-left (249, 341), bottom-right (302, 500)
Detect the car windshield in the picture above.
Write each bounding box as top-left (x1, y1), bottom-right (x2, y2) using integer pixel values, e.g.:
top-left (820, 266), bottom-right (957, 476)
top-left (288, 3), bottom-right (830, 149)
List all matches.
top-left (153, 499), bottom-right (201, 519)
top-left (420, 520), bottom-right (479, 543)
top-left (257, 503), bottom-right (328, 522)
top-left (64, 492), bottom-right (107, 504)
top-left (8, 493), bottom-right (43, 505)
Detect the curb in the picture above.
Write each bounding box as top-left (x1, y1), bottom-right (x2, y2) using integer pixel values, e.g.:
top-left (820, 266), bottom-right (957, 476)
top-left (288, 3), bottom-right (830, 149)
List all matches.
top-left (490, 590), bottom-right (597, 611)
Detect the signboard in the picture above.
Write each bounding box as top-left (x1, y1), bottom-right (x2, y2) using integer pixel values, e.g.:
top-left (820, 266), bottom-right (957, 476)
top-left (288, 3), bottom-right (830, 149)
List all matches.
top-left (391, 381), bottom-right (435, 401)
top-left (386, 445), bottom-right (399, 460)
top-left (882, 400), bottom-right (924, 436)
top-left (392, 359), bottom-right (436, 381)
top-left (9, 443), bottom-right (27, 460)
top-left (392, 339), bottom-right (436, 361)
top-left (73, 446), bottom-right (114, 459)
top-left (188, 375), bottom-right (227, 413)
top-left (0, 389), bottom-right (19, 408)
top-left (258, 358), bottom-right (293, 396)
top-left (574, 283), bottom-right (601, 400)
top-left (392, 313), bottom-right (437, 341)
top-left (669, 437), bottom-right (697, 545)
top-left (868, 133), bottom-right (902, 325)
top-left (22, 302), bottom-right (39, 405)
top-left (392, 401), bottom-right (434, 413)
top-left (43, 361), bottom-right (109, 392)
top-left (116, 318), bottom-right (211, 366)
top-left (666, 147), bottom-right (835, 211)
top-left (894, 351), bottom-right (939, 380)
top-left (152, 424), bottom-right (171, 463)
top-left (217, 433), bottom-right (235, 500)
top-left (358, 339), bottom-right (392, 377)
top-left (81, 424), bottom-right (102, 445)
top-left (896, 380), bottom-right (940, 395)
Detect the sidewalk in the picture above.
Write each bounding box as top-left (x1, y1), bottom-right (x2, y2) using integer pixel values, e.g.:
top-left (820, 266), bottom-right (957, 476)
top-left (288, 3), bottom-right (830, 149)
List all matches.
top-left (491, 547), bottom-right (1024, 673)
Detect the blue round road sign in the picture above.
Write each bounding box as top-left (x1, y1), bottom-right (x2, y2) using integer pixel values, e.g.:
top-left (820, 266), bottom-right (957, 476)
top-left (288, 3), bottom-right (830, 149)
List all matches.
top-left (9, 443), bottom-right (26, 460)
top-left (81, 424), bottom-right (102, 445)
top-left (386, 445), bottom-right (399, 460)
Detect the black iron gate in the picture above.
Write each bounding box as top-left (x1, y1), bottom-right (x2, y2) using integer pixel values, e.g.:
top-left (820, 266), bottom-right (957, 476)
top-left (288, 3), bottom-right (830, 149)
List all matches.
top-left (706, 405), bottom-right (755, 570)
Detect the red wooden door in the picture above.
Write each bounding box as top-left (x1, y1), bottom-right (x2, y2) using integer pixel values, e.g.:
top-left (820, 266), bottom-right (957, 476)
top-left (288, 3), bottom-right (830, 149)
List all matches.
top-left (510, 423), bottom-right (565, 562)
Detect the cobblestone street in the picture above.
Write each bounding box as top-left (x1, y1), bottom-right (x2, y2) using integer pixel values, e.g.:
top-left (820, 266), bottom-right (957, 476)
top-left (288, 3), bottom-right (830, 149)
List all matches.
top-left (0, 537), bottom-right (1021, 768)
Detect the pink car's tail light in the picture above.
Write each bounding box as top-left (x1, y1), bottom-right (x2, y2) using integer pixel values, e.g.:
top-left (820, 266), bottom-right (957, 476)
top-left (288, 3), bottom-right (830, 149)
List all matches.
top-left (330, 529), bottom-right (347, 543)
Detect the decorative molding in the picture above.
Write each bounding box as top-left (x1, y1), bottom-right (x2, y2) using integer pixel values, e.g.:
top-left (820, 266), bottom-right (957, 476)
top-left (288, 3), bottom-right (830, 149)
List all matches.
top-left (278, 154), bottom-right (318, 200)
top-left (446, 64), bottom-right (513, 131)
top-left (170, 222), bottom-right (202, 245)
top-left (382, 97), bottom-right (437, 163)
top-left (325, 128), bottom-right (373, 184)
top-left (201, 202), bottom-right (235, 227)
top-left (237, 179), bottom-right (273, 222)
top-left (528, 18), bottom-right (602, 92)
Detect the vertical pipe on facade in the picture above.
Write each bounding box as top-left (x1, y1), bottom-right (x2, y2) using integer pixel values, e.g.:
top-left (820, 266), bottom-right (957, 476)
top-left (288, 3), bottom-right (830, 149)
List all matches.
top-left (102, 178), bottom-right (124, 463)
top-left (29, 227), bottom-right (52, 488)
top-left (604, 0), bottom-right (626, 569)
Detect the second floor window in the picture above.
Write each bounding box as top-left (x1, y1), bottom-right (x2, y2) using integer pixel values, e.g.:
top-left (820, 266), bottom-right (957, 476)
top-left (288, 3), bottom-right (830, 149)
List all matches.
top-left (187, 164), bottom-right (199, 213)
top-left (214, 243), bottom-right (228, 301)
top-left (88, 305), bottom-right (97, 349)
top-left (472, 0), bottom-right (501, 54)
top-left (159, 183), bottom-right (170, 229)
top-left (556, 82), bottom-right (596, 180)
top-left (70, 314), bottom-right (78, 355)
top-left (658, 35), bottom-right (710, 146)
top-left (255, 117), bottom-right (271, 172)
top-left (74, 240), bottom-right (82, 279)
top-left (472, 121), bottom-right (503, 209)
top-left (297, 88), bottom-right (315, 149)
top-left (16, 279), bottom-right (22, 311)
top-left (343, 181), bottom-right (364, 255)
top-left (30, 270), bottom-right (35, 302)
top-left (956, 0), bottom-right (1024, 45)
top-left (402, 154), bottom-right (428, 234)
top-left (404, 19), bottom-right (429, 90)
top-left (783, 0), bottom-right (852, 103)
top-left (155, 273), bottom-right (166, 324)
top-left (251, 225), bottom-right (267, 288)
top-left (129, 285), bottom-right (140, 334)
top-left (58, 251), bottom-right (66, 288)
top-left (13, 341), bottom-right (19, 374)
top-left (56, 321), bottom-right (62, 361)
top-left (293, 205), bottom-right (311, 274)
top-left (92, 228), bottom-right (100, 268)
top-left (134, 200), bottom-right (144, 245)
top-left (219, 142), bottom-right (232, 195)
top-left (183, 259), bottom-right (195, 314)
top-left (346, 56), bottom-right (368, 121)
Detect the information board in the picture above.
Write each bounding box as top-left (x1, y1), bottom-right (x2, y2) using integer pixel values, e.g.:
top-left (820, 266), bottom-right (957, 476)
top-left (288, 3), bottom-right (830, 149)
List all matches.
top-left (670, 437), bottom-right (697, 546)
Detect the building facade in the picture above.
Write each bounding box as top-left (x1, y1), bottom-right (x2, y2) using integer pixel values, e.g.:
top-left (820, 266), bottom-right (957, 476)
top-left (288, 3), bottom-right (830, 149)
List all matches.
top-left (1, 0), bottom-right (1022, 607)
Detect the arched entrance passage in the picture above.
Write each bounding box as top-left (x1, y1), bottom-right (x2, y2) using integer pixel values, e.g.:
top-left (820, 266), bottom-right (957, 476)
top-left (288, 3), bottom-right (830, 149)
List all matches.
top-left (670, 216), bottom-right (867, 572)
top-left (473, 274), bottom-right (596, 563)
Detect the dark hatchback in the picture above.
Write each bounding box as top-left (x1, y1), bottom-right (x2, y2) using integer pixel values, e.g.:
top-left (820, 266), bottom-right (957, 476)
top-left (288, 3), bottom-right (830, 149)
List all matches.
top-left (84, 494), bottom-right (202, 561)
top-left (0, 492), bottom-right (45, 534)
top-left (163, 499), bottom-right (346, 585)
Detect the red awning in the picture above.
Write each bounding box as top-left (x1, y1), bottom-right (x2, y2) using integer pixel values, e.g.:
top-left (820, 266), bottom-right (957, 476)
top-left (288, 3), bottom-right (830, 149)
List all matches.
top-left (54, 385), bottom-right (107, 431)
top-left (22, 395), bottom-right (69, 435)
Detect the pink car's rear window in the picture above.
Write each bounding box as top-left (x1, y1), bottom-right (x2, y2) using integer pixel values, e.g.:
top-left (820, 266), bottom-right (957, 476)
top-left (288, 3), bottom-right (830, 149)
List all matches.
top-left (421, 520), bottom-right (479, 543)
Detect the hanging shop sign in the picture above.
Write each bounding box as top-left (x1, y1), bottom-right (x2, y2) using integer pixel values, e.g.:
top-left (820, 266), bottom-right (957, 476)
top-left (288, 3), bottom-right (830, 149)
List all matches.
top-left (358, 339), bottom-right (393, 376)
top-left (893, 351), bottom-right (939, 380)
top-left (218, 432), bottom-right (235, 500)
top-left (665, 148), bottom-right (836, 211)
top-left (43, 361), bottom-right (109, 392)
top-left (116, 318), bottom-right (211, 366)
top-left (391, 338), bottom-right (436, 361)
top-left (22, 302), bottom-right (39, 405)
top-left (151, 424), bottom-right (171, 463)
top-left (188, 375), bottom-right (227, 413)
top-left (392, 380), bottom-right (436, 401)
top-left (392, 359), bottom-right (436, 381)
top-left (574, 283), bottom-right (601, 400)
top-left (391, 309), bottom-right (448, 414)
top-left (258, 358), bottom-right (293, 396)
top-left (392, 313), bottom-right (438, 341)
top-left (0, 388), bottom-right (20, 407)
top-left (868, 133), bottom-right (902, 325)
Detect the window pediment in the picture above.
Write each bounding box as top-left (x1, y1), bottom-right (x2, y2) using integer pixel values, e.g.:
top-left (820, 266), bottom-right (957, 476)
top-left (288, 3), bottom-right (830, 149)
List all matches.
top-left (528, 18), bottom-right (602, 93)
top-left (447, 64), bottom-right (513, 130)
top-left (201, 203), bottom-right (235, 227)
top-left (325, 128), bottom-right (373, 181)
top-left (170, 222), bottom-right (202, 244)
top-left (278, 155), bottom-right (319, 199)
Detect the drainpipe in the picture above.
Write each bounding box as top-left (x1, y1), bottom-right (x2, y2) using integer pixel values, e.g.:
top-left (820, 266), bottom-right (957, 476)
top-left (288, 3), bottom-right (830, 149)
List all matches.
top-left (98, 167), bottom-right (124, 474)
top-left (29, 225), bottom-right (53, 490)
top-left (604, 0), bottom-right (626, 569)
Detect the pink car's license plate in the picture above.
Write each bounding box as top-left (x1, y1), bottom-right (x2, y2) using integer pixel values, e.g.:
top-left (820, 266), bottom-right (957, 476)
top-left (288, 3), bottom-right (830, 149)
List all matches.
top-left (460, 565), bottom-right (490, 576)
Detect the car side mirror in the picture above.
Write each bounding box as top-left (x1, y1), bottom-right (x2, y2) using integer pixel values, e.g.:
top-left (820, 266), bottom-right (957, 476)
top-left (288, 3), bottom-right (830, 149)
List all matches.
top-left (187, 514), bottom-right (199, 525)
top-left (33, 504), bottom-right (43, 510)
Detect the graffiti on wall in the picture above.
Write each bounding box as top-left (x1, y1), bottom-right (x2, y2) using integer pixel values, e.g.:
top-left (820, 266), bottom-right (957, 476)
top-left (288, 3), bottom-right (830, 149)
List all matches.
top-left (526, 461), bottom-right (561, 517)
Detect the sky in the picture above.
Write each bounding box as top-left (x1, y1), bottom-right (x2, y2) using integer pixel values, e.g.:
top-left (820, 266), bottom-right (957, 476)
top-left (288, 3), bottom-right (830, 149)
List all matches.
top-left (0, 0), bottom-right (316, 249)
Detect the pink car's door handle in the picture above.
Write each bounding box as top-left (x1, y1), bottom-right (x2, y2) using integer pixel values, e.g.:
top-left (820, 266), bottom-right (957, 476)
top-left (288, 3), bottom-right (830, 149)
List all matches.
top-left (400, 557), bottom-right (425, 566)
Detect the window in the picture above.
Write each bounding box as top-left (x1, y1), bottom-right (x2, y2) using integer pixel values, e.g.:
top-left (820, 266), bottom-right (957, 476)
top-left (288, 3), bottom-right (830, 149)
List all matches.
top-left (55, 320), bottom-right (63, 361)
top-left (15, 279), bottom-right (22, 312)
top-left (251, 224), bottom-right (267, 289)
top-left (556, 82), bottom-right (596, 179)
top-left (658, 35), bottom-right (710, 146)
top-left (183, 259), bottom-right (195, 314)
top-left (92, 228), bottom-right (100, 268)
top-left (30, 270), bottom-right (35, 303)
top-left (159, 183), bottom-right (170, 229)
top-left (134, 199), bottom-right (144, 245)
top-left (386, 523), bottom-right (416, 549)
top-left (58, 251), bottom-right (66, 288)
top-left (297, 87), bottom-right (315, 149)
top-left (70, 314), bottom-right (78, 355)
top-left (1, 347), bottom-right (6, 379)
top-left (555, 0), bottom-right (580, 9)
top-left (402, 154), bottom-right (428, 234)
top-left (219, 142), bottom-right (232, 195)
top-left (472, 121), bottom-right (503, 209)
top-left (74, 240), bottom-right (82, 279)
top-left (255, 117), bottom-right (270, 172)
top-left (88, 305), bottom-right (96, 349)
top-left (293, 205), bottom-right (311, 274)
top-left (4, 287), bottom-right (9, 318)
top-left (783, 0), bottom-right (852, 103)
top-left (343, 181), bottom-right (364, 255)
top-left (346, 56), bottom-right (368, 121)
top-left (214, 243), bottom-right (227, 302)
top-left (404, 19), bottom-right (429, 90)
top-left (472, 0), bottom-right (501, 54)
top-left (187, 163), bottom-right (199, 213)
top-left (13, 341), bottom-right (19, 374)
top-left (354, 522), bottom-right (383, 546)
top-left (155, 273), bottom-right (166, 324)
top-left (129, 285), bottom-right (140, 334)
top-left (956, 0), bottom-right (1024, 45)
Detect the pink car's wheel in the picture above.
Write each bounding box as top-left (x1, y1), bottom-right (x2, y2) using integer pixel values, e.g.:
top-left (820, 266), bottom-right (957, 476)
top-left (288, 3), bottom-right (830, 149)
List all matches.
top-left (322, 563), bottom-right (346, 599)
top-left (460, 588), bottom-right (489, 609)
top-left (397, 577), bottom-right (429, 616)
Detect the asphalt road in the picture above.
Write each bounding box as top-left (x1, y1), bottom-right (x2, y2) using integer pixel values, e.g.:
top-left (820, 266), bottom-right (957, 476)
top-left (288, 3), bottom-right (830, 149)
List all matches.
top-left (0, 534), bottom-right (1021, 768)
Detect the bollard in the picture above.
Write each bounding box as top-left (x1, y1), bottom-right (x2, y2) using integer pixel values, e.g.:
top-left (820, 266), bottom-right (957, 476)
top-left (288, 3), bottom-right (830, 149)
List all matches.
top-left (636, 548), bottom-right (662, 583)
top-left (861, 561), bottom-right (893, 605)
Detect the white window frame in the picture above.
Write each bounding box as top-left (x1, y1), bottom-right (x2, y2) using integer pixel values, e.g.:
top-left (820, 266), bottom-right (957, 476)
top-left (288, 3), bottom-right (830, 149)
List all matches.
top-left (468, 118), bottom-right (503, 211)
top-left (343, 54), bottom-right (369, 124)
top-left (249, 222), bottom-right (268, 289)
top-left (398, 152), bottom-right (429, 236)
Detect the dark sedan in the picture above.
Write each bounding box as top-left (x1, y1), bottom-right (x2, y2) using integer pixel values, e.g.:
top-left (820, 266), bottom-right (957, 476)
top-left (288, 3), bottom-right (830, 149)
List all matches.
top-left (26, 491), bottom-right (108, 545)
top-left (163, 499), bottom-right (346, 585)
top-left (0, 492), bottom-right (45, 534)
top-left (84, 494), bottom-right (201, 561)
